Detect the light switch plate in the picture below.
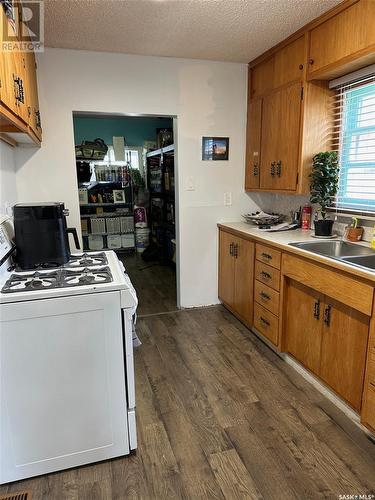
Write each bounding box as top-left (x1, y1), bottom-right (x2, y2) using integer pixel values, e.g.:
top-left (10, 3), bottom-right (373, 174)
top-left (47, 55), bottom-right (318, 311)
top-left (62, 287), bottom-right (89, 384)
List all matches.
top-left (224, 192), bottom-right (232, 206)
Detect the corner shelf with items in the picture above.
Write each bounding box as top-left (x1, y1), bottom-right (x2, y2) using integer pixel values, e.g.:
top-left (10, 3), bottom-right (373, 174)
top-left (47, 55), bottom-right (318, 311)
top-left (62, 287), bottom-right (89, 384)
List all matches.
top-left (146, 145), bottom-right (176, 264)
top-left (77, 158), bottom-right (135, 253)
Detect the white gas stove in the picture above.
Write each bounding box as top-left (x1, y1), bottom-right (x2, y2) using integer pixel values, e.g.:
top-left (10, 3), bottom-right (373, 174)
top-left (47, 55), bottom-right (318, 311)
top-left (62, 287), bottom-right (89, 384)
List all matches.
top-left (0, 221), bottom-right (138, 484)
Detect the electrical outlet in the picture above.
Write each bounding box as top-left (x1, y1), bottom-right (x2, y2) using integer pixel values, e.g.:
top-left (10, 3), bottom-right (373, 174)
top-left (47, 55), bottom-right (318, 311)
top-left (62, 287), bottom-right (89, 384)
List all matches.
top-left (224, 192), bottom-right (232, 206)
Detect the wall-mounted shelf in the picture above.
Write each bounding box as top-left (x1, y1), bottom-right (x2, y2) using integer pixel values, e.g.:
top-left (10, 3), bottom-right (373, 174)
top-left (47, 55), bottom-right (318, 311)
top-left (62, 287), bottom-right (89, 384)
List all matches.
top-left (80, 202), bottom-right (132, 207)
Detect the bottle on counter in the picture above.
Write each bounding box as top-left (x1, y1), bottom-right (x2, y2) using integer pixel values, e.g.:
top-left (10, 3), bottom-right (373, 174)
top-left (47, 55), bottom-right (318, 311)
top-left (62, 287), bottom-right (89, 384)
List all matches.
top-left (301, 204), bottom-right (312, 230)
top-left (371, 225), bottom-right (375, 250)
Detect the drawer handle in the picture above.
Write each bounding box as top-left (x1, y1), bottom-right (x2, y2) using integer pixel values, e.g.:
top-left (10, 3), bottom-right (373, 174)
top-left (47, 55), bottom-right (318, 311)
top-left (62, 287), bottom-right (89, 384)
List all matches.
top-left (313, 300), bottom-right (320, 320)
top-left (260, 316), bottom-right (270, 327)
top-left (260, 291), bottom-right (271, 301)
top-left (261, 271), bottom-right (271, 280)
top-left (270, 161), bottom-right (276, 177)
top-left (261, 252), bottom-right (272, 260)
top-left (324, 305), bottom-right (332, 327)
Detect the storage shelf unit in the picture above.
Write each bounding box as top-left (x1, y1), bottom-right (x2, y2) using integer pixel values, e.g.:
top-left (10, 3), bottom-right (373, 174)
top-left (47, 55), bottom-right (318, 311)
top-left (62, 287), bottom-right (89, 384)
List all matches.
top-left (77, 158), bottom-right (135, 252)
top-left (147, 144), bottom-right (175, 263)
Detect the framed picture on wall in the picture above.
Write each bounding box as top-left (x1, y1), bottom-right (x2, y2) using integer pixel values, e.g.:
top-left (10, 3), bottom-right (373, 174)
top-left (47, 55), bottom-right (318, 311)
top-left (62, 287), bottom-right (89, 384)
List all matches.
top-left (113, 190), bottom-right (126, 204)
top-left (202, 137), bottom-right (229, 161)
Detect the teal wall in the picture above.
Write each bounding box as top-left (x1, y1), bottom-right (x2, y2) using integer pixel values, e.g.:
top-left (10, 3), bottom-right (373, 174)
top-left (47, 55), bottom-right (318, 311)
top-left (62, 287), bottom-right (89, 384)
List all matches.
top-left (73, 116), bottom-right (173, 147)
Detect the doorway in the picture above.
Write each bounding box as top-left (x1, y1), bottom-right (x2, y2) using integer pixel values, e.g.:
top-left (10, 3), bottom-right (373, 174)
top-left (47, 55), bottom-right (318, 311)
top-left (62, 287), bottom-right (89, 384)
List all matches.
top-left (72, 112), bottom-right (179, 316)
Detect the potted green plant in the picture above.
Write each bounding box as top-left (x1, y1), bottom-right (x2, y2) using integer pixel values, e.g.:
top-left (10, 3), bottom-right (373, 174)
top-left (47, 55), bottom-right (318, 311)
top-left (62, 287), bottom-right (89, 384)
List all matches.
top-left (309, 151), bottom-right (339, 237)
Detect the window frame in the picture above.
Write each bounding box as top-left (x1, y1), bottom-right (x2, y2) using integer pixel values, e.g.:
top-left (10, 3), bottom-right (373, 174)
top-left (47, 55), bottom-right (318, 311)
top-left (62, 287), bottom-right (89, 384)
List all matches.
top-left (334, 81), bottom-right (375, 215)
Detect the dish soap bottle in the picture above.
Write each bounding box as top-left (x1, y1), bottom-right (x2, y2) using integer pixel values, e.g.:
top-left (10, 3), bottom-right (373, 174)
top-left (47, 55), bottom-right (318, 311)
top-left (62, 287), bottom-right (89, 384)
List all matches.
top-left (371, 225), bottom-right (375, 250)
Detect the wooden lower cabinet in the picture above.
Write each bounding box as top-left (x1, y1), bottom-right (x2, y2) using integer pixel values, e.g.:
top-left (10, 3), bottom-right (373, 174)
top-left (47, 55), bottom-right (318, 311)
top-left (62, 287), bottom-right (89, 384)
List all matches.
top-left (284, 278), bottom-right (370, 411)
top-left (218, 229), bottom-right (254, 326)
top-left (285, 280), bottom-right (323, 375)
top-left (319, 298), bottom-right (369, 411)
top-left (218, 230), bottom-right (235, 307)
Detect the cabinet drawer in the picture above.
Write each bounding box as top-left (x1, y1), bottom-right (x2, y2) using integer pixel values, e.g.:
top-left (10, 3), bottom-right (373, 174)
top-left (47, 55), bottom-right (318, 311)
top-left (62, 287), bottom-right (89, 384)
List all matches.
top-left (253, 303), bottom-right (279, 346)
top-left (256, 243), bottom-right (281, 269)
top-left (282, 253), bottom-right (374, 316)
top-left (254, 280), bottom-right (280, 316)
top-left (255, 261), bottom-right (280, 291)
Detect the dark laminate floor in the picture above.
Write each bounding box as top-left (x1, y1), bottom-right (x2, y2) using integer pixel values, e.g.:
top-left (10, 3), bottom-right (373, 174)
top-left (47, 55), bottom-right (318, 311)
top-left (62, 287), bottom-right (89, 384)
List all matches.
top-left (2, 305), bottom-right (375, 499)
top-left (120, 253), bottom-right (177, 316)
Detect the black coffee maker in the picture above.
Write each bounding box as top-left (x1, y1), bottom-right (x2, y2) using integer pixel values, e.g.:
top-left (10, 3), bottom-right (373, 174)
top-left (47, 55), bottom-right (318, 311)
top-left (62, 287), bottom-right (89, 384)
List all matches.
top-left (14, 202), bottom-right (80, 270)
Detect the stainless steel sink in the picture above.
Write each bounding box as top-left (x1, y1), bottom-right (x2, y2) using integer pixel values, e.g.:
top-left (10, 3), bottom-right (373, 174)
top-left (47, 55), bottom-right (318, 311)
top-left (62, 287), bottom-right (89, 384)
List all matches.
top-left (289, 240), bottom-right (375, 258)
top-left (341, 254), bottom-right (375, 270)
top-left (288, 240), bottom-right (375, 272)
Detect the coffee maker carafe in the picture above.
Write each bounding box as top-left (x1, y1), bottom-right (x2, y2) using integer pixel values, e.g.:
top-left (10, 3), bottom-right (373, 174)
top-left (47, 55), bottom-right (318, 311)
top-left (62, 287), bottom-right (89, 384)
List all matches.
top-left (14, 202), bottom-right (80, 270)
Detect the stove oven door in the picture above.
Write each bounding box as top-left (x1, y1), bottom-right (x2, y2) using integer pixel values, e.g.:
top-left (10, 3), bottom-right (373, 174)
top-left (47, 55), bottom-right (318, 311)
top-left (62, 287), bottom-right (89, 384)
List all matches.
top-left (0, 291), bottom-right (129, 484)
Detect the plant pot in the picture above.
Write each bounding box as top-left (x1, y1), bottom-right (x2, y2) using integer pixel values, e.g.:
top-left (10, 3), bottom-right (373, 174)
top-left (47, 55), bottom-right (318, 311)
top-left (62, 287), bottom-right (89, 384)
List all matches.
top-left (345, 227), bottom-right (364, 242)
top-left (314, 219), bottom-right (334, 237)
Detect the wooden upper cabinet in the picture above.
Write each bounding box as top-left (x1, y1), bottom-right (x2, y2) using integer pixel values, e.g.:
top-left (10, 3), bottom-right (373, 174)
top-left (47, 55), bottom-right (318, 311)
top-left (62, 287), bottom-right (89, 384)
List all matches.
top-left (260, 82), bottom-right (302, 191)
top-left (0, 8), bottom-right (19, 117)
top-left (259, 89), bottom-right (280, 190)
top-left (0, 1), bottom-right (41, 144)
top-left (273, 36), bottom-right (305, 88)
top-left (308, 0), bottom-right (375, 79)
top-left (245, 98), bottom-right (262, 190)
top-left (250, 36), bottom-right (305, 99)
top-left (24, 50), bottom-right (42, 139)
top-left (250, 57), bottom-right (274, 99)
top-left (319, 298), bottom-right (369, 411)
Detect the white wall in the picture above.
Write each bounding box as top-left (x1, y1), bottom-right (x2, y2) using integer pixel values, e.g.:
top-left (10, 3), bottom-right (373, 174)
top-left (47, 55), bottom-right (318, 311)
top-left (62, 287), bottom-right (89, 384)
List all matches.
top-left (15, 48), bottom-right (259, 307)
top-left (0, 141), bottom-right (17, 216)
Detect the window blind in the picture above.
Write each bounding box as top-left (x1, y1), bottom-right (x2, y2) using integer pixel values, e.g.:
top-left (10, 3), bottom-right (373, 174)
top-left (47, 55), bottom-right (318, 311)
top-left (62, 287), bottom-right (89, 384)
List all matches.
top-left (331, 73), bottom-right (375, 214)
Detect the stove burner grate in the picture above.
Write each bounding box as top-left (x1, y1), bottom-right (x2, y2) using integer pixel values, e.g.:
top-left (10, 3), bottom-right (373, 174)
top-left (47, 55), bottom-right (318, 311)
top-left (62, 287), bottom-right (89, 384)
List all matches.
top-left (1, 266), bottom-right (113, 293)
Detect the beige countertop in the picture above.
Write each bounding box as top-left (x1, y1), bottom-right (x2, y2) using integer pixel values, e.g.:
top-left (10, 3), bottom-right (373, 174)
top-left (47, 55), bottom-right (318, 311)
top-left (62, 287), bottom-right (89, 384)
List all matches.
top-left (217, 221), bottom-right (375, 284)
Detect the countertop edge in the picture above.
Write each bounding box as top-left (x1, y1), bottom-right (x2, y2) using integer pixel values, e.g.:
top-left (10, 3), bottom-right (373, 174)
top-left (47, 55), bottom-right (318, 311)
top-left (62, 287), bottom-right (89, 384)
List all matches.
top-left (217, 222), bottom-right (375, 286)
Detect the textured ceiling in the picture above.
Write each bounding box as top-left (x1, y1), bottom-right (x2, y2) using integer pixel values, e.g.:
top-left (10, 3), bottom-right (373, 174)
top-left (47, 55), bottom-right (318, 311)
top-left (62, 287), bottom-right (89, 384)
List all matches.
top-left (44, 0), bottom-right (342, 63)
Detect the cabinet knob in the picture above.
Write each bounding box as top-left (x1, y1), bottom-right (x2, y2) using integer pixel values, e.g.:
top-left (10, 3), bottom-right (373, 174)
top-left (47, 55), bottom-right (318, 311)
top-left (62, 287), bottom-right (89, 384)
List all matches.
top-left (299, 64), bottom-right (304, 70)
top-left (308, 59), bottom-right (314, 65)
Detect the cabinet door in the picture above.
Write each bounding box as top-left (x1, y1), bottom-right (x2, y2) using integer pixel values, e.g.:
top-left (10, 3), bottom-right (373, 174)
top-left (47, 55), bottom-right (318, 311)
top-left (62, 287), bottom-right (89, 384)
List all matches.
top-left (285, 280), bottom-right (323, 375)
top-left (274, 36), bottom-right (305, 88)
top-left (319, 298), bottom-right (369, 411)
top-left (245, 98), bottom-right (262, 190)
top-left (273, 82), bottom-right (302, 191)
top-left (308, 1), bottom-right (375, 77)
top-left (218, 230), bottom-right (235, 308)
top-left (260, 89), bottom-right (280, 190)
top-left (250, 57), bottom-right (274, 99)
top-left (0, 8), bottom-right (19, 116)
top-left (233, 237), bottom-right (254, 325)
top-left (24, 50), bottom-right (42, 139)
